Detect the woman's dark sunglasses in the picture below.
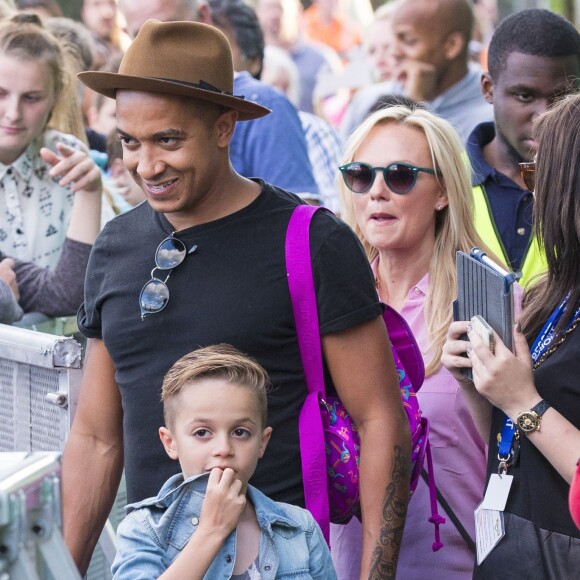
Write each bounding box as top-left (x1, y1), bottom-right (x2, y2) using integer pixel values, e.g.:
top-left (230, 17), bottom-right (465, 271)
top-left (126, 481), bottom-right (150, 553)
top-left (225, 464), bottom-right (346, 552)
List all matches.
top-left (519, 161), bottom-right (535, 193)
top-left (339, 161), bottom-right (439, 194)
top-left (139, 234), bottom-right (195, 320)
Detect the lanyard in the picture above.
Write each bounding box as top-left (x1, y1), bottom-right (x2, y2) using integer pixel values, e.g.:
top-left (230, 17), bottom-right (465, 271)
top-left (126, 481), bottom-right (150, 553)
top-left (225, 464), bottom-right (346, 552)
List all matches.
top-left (497, 297), bottom-right (580, 470)
top-left (530, 298), bottom-right (580, 364)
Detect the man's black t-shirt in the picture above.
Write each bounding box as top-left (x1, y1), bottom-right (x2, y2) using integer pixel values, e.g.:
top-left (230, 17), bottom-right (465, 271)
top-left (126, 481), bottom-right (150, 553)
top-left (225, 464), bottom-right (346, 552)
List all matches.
top-left (78, 182), bottom-right (382, 505)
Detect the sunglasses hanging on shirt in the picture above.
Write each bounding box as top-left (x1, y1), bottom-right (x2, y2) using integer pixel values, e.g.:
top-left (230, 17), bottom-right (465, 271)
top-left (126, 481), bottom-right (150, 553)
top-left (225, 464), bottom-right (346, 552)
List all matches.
top-left (139, 234), bottom-right (196, 320)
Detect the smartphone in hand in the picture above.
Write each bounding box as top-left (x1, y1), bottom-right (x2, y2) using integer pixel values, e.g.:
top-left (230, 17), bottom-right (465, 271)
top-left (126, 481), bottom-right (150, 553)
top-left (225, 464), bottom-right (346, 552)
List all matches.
top-left (470, 315), bottom-right (494, 354)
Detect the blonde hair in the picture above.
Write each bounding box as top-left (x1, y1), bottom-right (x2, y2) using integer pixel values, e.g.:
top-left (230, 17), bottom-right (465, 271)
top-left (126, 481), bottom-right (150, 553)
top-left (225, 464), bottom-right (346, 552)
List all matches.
top-left (339, 105), bottom-right (489, 375)
top-left (44, 18), bottom-right (94, 144)
top-left (0, 14), bottom-right (87, 144)
top-left (162, 344), bottom-right (270, 429)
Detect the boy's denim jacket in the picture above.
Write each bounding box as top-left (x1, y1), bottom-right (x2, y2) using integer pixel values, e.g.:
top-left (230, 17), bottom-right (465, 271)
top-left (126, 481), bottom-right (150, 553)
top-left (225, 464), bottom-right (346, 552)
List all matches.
top-left (112, 472), bottom-right (337, 579)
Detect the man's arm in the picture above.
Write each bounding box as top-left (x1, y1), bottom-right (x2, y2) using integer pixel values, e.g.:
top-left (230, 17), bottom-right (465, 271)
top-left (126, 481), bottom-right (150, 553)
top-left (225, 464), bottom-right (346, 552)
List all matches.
top-left (62, 338), bottom-right (124, 575)
top-left (322, 317), bottom-right (410, 580)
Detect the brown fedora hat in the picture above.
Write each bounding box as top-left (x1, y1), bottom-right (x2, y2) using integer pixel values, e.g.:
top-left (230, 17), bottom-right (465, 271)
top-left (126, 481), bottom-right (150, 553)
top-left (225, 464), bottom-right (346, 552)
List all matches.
top-left (78, 20), bottom-right (270, 121)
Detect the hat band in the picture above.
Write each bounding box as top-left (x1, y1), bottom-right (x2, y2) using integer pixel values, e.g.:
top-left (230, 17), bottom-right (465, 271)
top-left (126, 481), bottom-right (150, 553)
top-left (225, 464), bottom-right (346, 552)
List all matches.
top-left (153, 77), bottom-right (245, 100)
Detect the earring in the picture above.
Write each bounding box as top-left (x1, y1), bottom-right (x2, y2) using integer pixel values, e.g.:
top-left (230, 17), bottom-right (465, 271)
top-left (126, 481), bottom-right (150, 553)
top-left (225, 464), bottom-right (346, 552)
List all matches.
top-left (436, 205), bottom-right (442, 211)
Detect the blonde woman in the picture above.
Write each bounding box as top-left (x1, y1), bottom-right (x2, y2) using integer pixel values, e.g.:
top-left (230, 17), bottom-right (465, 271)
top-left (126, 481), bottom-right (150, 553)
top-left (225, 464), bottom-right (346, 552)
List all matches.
top-left (0, 14), bottom-right (101, 267)
top-left (334, 105), bottom-right (489, 578)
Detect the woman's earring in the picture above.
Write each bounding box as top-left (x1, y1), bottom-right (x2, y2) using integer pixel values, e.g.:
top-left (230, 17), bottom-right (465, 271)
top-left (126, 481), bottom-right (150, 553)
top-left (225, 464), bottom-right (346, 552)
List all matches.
top-left (436, 205), bottom-right (442, 211)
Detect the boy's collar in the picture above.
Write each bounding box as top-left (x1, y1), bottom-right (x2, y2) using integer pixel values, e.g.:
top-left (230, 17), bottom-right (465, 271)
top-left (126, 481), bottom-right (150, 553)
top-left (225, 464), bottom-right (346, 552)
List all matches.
top-left (245, 485), bottom-right (302, 530)
top-left (126, 472), bottom-right (305, 532)
top-left (158, 471), bottom-right (210, 500)
top-left (125, 471), bottom-right (209, 513)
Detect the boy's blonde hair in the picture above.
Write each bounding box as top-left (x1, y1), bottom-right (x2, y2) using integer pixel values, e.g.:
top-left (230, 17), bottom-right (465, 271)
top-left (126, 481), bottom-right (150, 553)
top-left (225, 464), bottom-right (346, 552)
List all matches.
top-left (162, 344), bottom-right (270, 429)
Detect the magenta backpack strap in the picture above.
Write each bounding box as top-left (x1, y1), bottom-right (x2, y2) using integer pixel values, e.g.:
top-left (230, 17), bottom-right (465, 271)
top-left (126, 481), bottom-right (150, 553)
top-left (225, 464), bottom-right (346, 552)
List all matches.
top-left (285, 204), bottom-right (330, 543)
top-left (383, 305), bottom-right (425, 391)
top-left (286, 205), bottom-right (326, 395)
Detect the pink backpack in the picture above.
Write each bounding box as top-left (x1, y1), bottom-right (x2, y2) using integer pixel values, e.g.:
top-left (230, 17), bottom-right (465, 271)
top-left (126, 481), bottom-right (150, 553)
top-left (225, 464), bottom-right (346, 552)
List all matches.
top-left (286, 204), bottom-right (443, 547)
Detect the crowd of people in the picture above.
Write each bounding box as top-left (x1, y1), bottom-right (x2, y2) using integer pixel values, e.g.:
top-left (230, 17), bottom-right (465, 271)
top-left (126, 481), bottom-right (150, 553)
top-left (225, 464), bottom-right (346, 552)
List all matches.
top-left (0, 0), bottom-right (578, 578)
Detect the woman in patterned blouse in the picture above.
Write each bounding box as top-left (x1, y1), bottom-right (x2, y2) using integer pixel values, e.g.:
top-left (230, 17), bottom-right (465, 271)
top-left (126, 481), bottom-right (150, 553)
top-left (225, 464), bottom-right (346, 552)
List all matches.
top-left (0, 13), bottom-right (102, 269)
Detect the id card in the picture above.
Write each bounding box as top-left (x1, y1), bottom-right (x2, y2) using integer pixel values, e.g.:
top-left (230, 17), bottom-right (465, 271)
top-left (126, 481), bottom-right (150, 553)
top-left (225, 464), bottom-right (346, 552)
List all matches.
top-left (474, 503), bottom-right (505, 565)
top-left (480, 473), bottom-right (513, 511)
top-left (474, 473), bottom-right (513, 564)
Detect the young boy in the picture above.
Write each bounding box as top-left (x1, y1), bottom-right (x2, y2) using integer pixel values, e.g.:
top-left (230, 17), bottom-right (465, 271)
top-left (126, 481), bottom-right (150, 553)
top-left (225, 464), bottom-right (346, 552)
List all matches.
top-left (111, 344), bottom-right (336, 579)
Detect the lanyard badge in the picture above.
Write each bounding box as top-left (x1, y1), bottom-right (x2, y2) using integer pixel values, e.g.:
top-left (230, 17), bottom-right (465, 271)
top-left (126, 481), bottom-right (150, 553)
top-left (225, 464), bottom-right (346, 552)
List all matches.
top-left (476, 296), bottom-right (580, 564)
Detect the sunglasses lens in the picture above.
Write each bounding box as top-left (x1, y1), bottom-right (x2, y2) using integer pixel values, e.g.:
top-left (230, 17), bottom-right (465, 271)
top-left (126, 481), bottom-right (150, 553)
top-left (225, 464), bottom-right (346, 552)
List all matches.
top-left (523, 170), bottom-right (535, 193)
top-left (156, 237), bottom-right (187, 270)
top-left (140, 278), bottom-right (170, 315)
top-left (385, 164), bottom-right (415, 194)
top-left (342, 163), bottom-right (373, 193)
top-left (519, 162), bottom-right (535, 193)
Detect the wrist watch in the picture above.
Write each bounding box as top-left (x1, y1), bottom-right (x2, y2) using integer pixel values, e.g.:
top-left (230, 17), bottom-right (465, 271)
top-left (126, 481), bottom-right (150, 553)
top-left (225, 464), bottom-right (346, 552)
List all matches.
top-left (516, 400), bottom-right (551, 434)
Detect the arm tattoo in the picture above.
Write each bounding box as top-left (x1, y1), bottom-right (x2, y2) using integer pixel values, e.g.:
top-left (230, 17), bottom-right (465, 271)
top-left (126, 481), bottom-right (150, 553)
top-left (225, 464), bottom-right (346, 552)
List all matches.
top-left (368, 445), bottom-right (410, 579)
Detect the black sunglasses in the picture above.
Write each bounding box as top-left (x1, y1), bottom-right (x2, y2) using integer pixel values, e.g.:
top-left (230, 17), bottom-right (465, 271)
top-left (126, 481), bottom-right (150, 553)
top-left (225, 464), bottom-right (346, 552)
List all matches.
top-left (139, 234), bottom-right (195, 320)
top-left (519, 161), bottom-right (535, 194)
top-left (339, 161), bottom-right (439, 194)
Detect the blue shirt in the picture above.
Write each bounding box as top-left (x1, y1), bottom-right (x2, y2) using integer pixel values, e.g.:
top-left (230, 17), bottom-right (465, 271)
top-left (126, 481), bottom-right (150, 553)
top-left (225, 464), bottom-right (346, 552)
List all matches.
top-left (112, 472), bottom-right (337, 580)
top-left (466, 122), bottom-right (534, 271)
top-left (231, 72), bottom-right (319, 198)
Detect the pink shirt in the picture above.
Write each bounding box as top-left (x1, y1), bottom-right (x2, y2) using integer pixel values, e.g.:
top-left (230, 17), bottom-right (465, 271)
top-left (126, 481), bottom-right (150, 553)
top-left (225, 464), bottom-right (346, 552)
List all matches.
top-left (396, 273), bottom-right (486, 579)
top-left (329, 267), bottom-right (491, 579)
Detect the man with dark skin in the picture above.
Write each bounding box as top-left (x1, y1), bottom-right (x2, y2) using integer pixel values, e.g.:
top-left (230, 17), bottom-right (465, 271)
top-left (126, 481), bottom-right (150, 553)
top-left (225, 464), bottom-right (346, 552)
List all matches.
top-left (466, 9), bottom-right (580, 287)
top-left (117, 0), bottom-right (320, 202)
top-left (391, 0), bottom-right (491, 139)
top-left (62, 20), bottom-right (410, 580)
top-left (342, 0), bottom-right (491, 141)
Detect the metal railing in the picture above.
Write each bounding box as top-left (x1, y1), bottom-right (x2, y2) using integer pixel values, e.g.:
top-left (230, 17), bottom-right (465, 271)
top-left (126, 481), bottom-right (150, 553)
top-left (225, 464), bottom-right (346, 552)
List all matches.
top-left (0, 324), bottom-right (81, 453)
top-left (0, 324), bottom-right (123, 579)
top-left (0, 452), bottom-right (81, 580)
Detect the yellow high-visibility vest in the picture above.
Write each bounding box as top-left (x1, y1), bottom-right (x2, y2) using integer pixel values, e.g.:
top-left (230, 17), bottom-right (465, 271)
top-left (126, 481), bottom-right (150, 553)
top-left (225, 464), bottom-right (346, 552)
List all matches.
top-left (472, 184), bottom-right (547, 288)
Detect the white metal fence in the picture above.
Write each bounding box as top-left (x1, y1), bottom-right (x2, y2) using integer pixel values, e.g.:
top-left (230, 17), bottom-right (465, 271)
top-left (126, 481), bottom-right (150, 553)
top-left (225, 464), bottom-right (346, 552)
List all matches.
top-left (0, 324), bottom-right (124, 579)
top-left (0, 324), bottom-right (81, 453)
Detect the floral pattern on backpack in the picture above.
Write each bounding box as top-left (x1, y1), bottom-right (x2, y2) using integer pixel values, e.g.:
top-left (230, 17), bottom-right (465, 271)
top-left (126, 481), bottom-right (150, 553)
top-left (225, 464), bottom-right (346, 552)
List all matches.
top-left (321, 327), bottom-right (428, 524)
